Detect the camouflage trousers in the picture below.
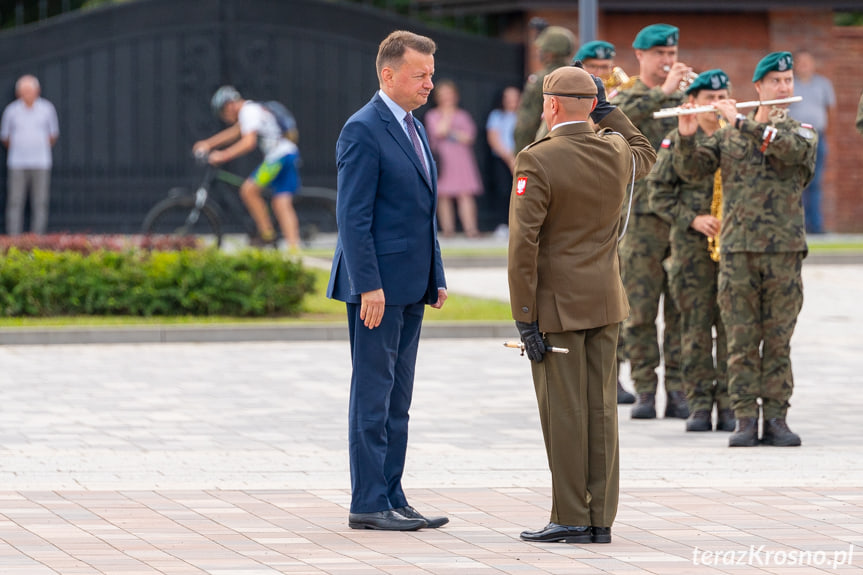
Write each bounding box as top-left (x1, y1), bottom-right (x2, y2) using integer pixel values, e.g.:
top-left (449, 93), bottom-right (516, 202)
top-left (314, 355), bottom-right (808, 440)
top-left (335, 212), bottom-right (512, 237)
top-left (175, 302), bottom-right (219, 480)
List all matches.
top-left (619, 212), bottom-right (681, 394)
top-left (665, 230), bottom-right (728, 413)
top-left (718, 251), bottom-right (804, 419)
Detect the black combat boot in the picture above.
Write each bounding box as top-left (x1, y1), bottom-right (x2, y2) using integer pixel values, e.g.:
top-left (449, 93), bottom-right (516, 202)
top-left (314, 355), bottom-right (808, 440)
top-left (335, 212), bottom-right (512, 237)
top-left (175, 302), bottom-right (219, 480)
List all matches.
top-left (685, 410), bottom-right (712, 432)
top-left (664, 390), bottom-right (690, 419)
top-left (631, 393), bottom-right (656, 419)
top-left (617, 380), bottom-right (635, 404)
top-left (728, 417), bottom-right (759, 447)
top-left (716, 408), bottom-right (736, 432)
top-left (761, 418), bottom-right (801, 446)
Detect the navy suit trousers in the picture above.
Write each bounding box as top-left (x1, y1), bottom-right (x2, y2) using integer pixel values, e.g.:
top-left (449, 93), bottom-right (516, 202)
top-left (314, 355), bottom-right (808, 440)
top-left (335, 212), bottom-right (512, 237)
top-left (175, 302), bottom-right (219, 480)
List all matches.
top-left (346, 301), bottom-right (425, 513)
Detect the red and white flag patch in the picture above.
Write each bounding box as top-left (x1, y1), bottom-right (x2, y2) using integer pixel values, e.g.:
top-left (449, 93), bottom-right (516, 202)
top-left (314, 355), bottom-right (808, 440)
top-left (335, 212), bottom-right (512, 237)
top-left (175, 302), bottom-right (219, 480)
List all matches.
top-left (661, 138), bottom-right (671, 149)
top-left (516, 177), bottom-right (527, 196)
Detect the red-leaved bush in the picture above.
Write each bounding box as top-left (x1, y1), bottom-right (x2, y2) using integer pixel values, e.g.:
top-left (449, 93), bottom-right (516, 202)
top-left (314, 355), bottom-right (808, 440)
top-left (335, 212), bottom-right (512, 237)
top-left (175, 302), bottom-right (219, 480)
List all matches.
top-left (0, 233), bottom-right (198, 254)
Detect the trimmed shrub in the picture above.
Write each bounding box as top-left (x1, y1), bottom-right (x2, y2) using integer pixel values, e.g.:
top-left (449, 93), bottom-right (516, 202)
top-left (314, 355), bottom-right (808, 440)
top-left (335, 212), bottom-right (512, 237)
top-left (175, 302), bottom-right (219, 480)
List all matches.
top-left (0, 248), bottom-right (315, 317)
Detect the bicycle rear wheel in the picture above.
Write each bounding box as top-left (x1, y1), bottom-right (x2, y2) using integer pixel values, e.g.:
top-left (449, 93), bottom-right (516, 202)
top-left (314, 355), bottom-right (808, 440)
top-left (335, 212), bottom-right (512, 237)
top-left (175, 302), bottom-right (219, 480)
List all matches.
top-left (141, 195), bottom-right (224, 247)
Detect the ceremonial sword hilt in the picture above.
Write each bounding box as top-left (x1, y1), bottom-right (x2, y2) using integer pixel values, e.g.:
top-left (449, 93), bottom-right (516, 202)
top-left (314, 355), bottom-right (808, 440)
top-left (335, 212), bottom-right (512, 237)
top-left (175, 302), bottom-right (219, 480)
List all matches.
top-left (503, 341), bottom-right (570, 355)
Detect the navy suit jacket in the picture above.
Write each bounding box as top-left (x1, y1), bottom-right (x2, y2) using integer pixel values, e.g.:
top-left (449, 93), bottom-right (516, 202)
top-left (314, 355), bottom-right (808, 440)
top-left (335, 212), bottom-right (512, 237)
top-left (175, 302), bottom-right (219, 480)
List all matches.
top-left (327, 93), bottom-right (446, 305)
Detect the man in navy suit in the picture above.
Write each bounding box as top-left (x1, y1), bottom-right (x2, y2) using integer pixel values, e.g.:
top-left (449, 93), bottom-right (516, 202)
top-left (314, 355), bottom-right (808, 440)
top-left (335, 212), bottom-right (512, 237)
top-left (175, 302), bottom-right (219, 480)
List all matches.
top-left (327, 30), bottom-right (448, 531)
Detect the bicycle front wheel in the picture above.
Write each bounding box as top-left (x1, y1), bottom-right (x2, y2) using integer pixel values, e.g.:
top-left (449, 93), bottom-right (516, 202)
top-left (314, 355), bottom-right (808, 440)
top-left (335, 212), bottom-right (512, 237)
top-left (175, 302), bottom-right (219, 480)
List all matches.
top-left (141, 196), bottom-right (224, 248)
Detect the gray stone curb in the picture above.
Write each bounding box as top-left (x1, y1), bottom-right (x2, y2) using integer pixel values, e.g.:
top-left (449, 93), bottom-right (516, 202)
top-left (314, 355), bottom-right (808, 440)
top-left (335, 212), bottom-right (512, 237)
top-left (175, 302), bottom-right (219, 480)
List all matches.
top-left (0, 321), bottom-right (517, 346)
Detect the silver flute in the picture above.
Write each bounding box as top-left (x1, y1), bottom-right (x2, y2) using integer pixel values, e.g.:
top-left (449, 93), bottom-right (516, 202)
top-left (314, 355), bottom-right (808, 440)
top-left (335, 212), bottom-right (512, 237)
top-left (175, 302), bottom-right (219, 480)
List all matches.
top-left (653, 96), bottom-right (802, 118)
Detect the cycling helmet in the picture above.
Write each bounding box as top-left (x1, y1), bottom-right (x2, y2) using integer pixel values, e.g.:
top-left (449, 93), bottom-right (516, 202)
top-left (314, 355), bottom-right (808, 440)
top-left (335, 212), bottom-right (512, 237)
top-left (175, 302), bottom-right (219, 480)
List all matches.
top-left (211, 85), bottom-right (241, 116)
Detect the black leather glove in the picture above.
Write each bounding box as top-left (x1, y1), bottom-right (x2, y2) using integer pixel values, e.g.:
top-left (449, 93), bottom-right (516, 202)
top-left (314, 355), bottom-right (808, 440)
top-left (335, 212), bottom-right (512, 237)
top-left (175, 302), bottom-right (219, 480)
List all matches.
top-left (515, 320), bottom-right (546, 363)
top-left (589, 74), bottom-right (616, 124)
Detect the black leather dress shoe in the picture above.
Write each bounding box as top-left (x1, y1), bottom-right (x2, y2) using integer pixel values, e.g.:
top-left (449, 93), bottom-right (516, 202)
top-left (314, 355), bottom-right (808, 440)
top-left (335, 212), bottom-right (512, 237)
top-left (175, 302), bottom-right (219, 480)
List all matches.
top-left (348, 510), bottom-right (425, 531)
top-left (393, 505), bottom-right (449, 528)
top-left (520, 523), bottom-right (591, 543)
top-left (591, 526), bottom-right (611, 543)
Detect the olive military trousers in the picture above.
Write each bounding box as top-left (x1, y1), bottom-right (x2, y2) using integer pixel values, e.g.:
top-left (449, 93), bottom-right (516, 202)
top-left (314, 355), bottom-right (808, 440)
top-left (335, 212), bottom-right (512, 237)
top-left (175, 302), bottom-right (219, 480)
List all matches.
top-left (718, 251), bottom-right (804, 420)
top-left (530, 323), bottom-right (620, 528)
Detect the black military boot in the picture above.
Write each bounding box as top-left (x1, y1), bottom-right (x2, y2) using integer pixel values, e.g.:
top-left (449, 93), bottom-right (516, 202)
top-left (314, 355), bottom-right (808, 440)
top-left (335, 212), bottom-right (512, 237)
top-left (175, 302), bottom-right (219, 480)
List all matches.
top-left (728, 417), bottom-right (759, 447)
top-left (761, 418), bottom-right (802, 446)
top-left (716, 408), bottom-right (736, 432)
top-left (617, 380), bottom-right (635, 404)
top-left (664, 390), bottom-right (690, 419)
top-left (685, 410), bottom-right (712, 432)
top-left (630, 393), bottom-right (656, 419)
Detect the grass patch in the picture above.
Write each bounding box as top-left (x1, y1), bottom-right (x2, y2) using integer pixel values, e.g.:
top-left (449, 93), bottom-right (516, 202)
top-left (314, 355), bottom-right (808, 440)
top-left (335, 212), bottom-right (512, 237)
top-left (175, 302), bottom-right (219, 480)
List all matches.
top-left (808, 242), bottom-right (863, 252)
top-left (300, 268), bottom-right (510, 322)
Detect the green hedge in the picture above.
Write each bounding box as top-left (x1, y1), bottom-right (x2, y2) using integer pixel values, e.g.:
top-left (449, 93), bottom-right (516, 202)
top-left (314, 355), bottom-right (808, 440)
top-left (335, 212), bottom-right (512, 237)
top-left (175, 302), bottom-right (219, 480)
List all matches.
top-left (0, 248), bottom-right (315, 317)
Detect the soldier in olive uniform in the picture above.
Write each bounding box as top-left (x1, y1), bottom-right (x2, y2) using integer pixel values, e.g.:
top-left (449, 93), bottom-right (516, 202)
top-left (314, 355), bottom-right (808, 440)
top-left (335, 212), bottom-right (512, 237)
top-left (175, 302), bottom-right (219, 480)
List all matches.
top-left (510, 65), bottom-right (655, 545)
top-left (672, 52), bottom-right (816, 447)
top-left (610, 24), bottom-right (696, 420)
top-left (513, 25), bottom-right (576, 153)
top-left (648, 70), bottom-right (735, 433)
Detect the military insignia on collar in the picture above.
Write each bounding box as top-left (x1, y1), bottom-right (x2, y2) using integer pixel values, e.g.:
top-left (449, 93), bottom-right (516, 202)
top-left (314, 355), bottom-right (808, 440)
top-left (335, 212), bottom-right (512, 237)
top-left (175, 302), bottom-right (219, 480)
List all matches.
top-left (516, 177), bottom-right (527, 196)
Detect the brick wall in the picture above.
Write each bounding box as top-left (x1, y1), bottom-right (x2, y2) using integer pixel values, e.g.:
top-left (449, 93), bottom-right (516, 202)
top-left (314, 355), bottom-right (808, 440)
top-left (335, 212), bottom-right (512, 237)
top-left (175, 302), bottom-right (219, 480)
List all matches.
top-left (520, 9), bottom-right (863, 232)
top-left (829, 26), bottom-right (863, 232)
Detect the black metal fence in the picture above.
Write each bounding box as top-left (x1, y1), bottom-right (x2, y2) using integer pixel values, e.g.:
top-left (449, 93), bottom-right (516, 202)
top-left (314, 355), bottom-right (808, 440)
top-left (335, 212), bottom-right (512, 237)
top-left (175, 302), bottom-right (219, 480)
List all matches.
top-left (0, 0), bottom-right (523, 234)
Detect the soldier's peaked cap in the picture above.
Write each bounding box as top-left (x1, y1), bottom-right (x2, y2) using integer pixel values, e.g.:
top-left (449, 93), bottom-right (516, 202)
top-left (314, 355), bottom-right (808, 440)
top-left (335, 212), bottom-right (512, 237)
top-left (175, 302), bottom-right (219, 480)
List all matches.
top-left (543, 66), bottom-right (598, 97)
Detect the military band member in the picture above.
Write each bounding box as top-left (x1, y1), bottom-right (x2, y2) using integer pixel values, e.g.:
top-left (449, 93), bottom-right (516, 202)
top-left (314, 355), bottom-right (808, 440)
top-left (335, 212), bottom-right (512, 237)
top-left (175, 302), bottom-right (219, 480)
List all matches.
top-left (576, 40), bottom-right (616, 88)
top-left (610, 23), bottom-right (693, 420)
top-left (648, 70), bottom-right (735, 433)
top-left (510, 65), bottom-right (655, 545)
top-left (513, 25), bottom-right (576, 153)
top-left (672, 52), bottom-right (816, 447)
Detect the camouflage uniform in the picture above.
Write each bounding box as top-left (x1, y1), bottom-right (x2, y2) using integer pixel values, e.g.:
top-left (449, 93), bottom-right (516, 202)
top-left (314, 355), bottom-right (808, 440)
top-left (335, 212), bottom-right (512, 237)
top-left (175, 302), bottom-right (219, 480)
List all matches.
top-left (514, 57), bottom-right (571, 152)
top-left (672, 109), bottom-right (817, 420)
top-left (611, 78), bottom-right (684, 397)
top-left (648, 128), bottom-right (728, 414)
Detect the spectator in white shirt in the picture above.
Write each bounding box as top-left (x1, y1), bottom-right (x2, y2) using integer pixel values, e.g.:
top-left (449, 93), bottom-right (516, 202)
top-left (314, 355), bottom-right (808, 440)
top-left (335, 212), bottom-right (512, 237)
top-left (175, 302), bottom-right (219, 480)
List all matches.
top-left (1, 75), bottom-right (59, 235)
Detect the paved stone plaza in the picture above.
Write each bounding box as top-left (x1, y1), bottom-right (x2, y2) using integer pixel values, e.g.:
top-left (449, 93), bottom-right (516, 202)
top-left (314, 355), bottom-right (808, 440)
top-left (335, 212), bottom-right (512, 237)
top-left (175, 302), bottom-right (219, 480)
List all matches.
top-left (0, 253), bottom-right (862, 573)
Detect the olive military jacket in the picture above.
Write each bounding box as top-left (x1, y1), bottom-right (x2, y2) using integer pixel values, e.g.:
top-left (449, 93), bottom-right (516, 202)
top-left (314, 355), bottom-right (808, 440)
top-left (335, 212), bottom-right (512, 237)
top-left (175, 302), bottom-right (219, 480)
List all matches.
top-left (672, 109), bottom-right (817, 254)
top-left (610, 78), bottom-right (684, 214)
top-left (648, 127), bottom-right (715, 233)
top-left (508, 108), bottom-right (657, 333)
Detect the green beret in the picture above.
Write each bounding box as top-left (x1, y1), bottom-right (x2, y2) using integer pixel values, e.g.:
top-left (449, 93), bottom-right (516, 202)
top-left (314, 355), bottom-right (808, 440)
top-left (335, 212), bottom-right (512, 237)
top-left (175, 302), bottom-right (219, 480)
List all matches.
top-left (632, 24), bottom-right (678, 50)
top-left (686, 69), bottom-right (730, 95)
top-left (752, 51), bottom-right (793, 82)
top-left (575, 40), bottom-right (616, 62)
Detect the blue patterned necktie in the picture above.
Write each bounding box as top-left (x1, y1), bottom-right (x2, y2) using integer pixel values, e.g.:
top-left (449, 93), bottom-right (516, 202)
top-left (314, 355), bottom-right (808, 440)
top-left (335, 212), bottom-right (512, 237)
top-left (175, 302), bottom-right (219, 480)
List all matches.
top-left (404, 113), bottom-right (429, 177)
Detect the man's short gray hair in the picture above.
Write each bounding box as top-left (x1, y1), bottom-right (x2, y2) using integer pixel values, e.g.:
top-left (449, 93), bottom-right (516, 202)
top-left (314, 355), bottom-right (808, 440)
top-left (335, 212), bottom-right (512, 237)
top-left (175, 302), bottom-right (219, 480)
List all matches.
top-left (16, 75), bottom-right (40, 94)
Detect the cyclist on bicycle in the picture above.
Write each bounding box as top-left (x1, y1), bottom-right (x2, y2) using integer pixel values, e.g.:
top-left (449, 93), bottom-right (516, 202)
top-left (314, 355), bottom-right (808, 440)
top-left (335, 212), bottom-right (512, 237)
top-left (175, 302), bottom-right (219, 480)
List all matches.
top-left (193, 86), bottom-right (301, 251)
